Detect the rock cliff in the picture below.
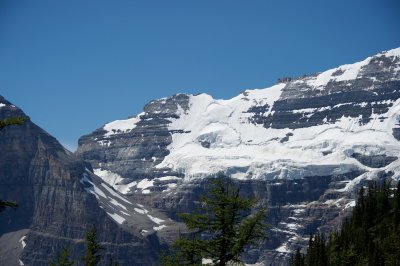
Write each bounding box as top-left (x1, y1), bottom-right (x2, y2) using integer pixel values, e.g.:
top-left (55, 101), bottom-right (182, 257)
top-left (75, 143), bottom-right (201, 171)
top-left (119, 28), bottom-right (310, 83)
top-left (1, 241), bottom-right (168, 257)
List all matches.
top-left (76, 48), bottom-right (400, 265)
top-left (0, 96), bottom-right (176, 266)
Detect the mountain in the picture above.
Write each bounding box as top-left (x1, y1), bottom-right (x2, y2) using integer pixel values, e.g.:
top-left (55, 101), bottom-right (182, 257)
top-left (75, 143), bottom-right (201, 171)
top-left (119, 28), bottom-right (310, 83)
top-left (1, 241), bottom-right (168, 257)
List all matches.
top-left (0, 96), bottom-right (179, 266)
top-left (76, 48), bottom-right (400, 264)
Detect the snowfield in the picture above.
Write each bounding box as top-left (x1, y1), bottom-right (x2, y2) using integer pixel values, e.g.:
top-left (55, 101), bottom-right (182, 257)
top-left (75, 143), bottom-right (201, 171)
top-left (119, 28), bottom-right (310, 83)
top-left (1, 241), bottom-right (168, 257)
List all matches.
top-left (95, 47), bottom-right (400, 194)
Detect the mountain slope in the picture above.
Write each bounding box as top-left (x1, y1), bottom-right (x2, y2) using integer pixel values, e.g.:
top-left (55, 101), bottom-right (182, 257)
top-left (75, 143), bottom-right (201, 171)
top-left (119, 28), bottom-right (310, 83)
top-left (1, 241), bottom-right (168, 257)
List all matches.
top-left (76, 47), bottom-right (400, 265)
top-left (0, 96), bottom-right (177, 266)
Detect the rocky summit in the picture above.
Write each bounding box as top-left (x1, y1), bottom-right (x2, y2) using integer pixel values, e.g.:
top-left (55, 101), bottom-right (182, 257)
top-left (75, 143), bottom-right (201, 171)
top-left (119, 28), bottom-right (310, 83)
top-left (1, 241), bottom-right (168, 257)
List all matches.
top-left (76, 48), bottom-right (400, 265)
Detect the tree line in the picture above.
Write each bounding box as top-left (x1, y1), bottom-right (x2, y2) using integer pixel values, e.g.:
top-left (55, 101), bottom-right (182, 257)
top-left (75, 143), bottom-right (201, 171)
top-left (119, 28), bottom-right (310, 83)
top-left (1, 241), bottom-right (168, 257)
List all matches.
top-left (291, 181), bottom-right (400, 266)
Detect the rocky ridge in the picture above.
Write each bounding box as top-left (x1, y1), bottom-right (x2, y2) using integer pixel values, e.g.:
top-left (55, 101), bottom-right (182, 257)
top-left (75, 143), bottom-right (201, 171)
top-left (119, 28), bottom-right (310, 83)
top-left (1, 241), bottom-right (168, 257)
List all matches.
top-left (0, 96), bottom-right (177, 266)
top-left (76, 48), bottom-right (400, 265)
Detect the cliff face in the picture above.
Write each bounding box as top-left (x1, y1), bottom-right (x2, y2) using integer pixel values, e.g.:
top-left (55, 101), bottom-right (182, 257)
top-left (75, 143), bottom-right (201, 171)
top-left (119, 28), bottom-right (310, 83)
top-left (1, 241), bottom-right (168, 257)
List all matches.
top-left (75, 48), bottom-right (400, 264)
top-left (0, 96), bottom-right (171, 266)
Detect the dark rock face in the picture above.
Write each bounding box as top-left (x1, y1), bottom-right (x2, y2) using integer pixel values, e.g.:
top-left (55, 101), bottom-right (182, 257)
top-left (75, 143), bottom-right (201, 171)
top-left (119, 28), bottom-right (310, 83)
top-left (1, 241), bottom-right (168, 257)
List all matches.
top-left (76, 94), bottom-right (190, 183)
top-left (129, 173), bottom-right (358, 265)
top-left (0, 96), bottom-right (161, 266)
top-left (246, 52), bottom-right (400, 130)
top-left (248, 81), bottom-right (400, 129)
top-left (351, 153), bottom-right (397, 168)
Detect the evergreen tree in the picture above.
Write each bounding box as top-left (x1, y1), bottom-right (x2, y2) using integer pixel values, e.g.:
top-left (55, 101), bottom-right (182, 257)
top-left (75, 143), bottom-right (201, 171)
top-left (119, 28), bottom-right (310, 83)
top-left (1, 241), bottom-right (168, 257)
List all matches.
top-left (304, 233), bottom-right (327, 266)
top-left (50, 248), bottom-right (74, 266)
top-left (82, 227), bottom-right (104, 266)
top-left (290, 248), bottom-right (305, 266)
top-left (302, 181), bottom-right (400, 265)
top-left (162, 174), bottom-right (268, 266)
top-left (394, 181), bottom-right (400, 225)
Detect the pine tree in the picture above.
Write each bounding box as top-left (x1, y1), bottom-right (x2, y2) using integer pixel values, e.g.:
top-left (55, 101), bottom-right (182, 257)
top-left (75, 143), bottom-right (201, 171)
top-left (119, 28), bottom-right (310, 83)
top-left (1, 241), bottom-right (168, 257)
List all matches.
top-left (162, 174), bottom-right (268, 266)
top-left (290, 248), bottom-right (305, 266)
top-left (394, 181), bottom-right (400, 225)
top-left (50, 248), bottom-right (74, 266)
top-left (82, 227), bottom-right (104, 266)
top-left (303, 181), bottom-right (400, 265)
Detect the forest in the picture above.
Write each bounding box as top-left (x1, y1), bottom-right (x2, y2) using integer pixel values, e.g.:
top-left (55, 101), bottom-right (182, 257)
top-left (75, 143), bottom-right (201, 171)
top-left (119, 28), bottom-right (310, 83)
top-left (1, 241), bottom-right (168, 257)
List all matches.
top-left (291, 181), bottom-right (400, 266)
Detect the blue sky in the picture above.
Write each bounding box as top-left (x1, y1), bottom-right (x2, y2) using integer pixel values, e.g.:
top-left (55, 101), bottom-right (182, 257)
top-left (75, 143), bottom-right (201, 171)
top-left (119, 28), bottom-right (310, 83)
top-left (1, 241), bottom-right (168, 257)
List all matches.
top-left (1, 0), bottom-right (399, 151)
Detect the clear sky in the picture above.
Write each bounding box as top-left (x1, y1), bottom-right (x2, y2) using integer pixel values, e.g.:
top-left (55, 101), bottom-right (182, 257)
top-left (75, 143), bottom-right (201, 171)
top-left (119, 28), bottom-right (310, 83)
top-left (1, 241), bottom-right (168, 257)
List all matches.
top-left (1, 0), bottom-right (399, 151)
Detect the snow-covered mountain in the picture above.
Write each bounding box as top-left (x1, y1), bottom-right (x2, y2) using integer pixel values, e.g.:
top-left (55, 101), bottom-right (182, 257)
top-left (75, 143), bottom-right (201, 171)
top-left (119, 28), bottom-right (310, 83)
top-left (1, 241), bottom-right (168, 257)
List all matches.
top-left (78, 47), bottom-right (400, 194)
top-left (76, 47), bottom-right (400, 265)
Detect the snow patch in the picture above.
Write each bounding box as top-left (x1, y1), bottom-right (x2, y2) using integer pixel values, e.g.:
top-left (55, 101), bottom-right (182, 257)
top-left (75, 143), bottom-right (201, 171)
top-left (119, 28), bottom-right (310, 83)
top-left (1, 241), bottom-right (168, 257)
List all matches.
top-left (134, 208), bottom-right (148, 214)
top-left (147, 214), bottom-right (164, 225)
top-left (100, 182), bottom-right (132, 205)
top-left (307, 56), bottom-right (372, 88)
top-left (153, 225), bottom-right (167, 231)
top-left (19, 236), bottom-right (26, 249)
top-left (107, 212), bottom-right (125, 224)
top-left (80, 173), bottom-right (107, 199)
top-left (103, 115), bottom-right (141, 137)
top-left (276, 244), bottom-right (290, 253)
top-left (94, 169), bottom-right (136, 195)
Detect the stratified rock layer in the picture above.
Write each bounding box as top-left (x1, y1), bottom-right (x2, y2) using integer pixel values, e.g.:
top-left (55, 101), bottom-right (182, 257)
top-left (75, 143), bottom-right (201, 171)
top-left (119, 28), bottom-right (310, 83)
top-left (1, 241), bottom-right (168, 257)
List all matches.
top-left (0, 96), bottom-right (162, 266)
top-left (76, 48), bottom-right (400, 265)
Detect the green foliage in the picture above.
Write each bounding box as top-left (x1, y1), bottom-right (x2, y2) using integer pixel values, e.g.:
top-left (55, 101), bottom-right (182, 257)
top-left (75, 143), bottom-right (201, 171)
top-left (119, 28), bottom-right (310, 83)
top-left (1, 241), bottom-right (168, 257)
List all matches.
top-left (82, 227), bottom-right (104, 266)
top-left (162, 174), bottom-right (268, 266)
top-left (301, 181), bottom-right (400, 266)
top-left (50, 248), bottom-right (74, 266)
top-left (0, 200), bottom-right (18, 212)
top-left (0, 117), bottom-right (27, 130)
top-left (290, 248), bottom-right (305, 266)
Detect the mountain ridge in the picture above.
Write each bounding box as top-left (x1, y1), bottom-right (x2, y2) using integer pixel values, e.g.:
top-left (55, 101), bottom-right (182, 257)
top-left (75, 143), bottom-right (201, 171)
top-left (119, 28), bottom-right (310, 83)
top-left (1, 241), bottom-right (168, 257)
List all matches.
top-left (77, 47), bottom-right (400, 193)
top-left (1, 47), bottom-right (400, 265)
top-left (75, 47), bottom-right (400, 265)
top-left (0, 96), bottom-right (175, 266)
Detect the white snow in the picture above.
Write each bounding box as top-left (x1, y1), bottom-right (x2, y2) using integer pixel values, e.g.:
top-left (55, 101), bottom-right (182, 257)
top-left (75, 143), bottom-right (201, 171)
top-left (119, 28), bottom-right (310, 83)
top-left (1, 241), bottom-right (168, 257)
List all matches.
top-left (153, 84), bottom-right (400, 185)
top-left (379, 47), bottom-right (400, 58)
top-left (147, 214), bottom-right (164, 225)
top-left (108, 198), bottom-right (128, 210)
top-left (100, 182), bottom-right (132, 205)
top-left (157, 176), bottom-right (181, 181)
top-left (103, 115), bottom-right (141, 137)
top-left (306, 56), bottom-right (372, 88)
top-left (94, 169), bottom-right (137, 194)
top-left (345, 200), bottom-right (356, 209)
top-left (19, 259), bottom-right (24, 266)
top-left (202, 258), bottom-right (213, 265)
top-left (276, 244), bottom-right (290, 253)
top-left (19, 236), bottom-right (26, 249)
top-left (80, 173), bottom-right (107, 199)
top-left (106, 212), bottom-right (125, 224)
top-left (280, 222), bottom-right (301, 230)
top-left (0, 103), bottom-right (6, 108)
top-left (96, 47), bottom-right (400, 195)
top-left (153, 225), bottom-right (167, 231)
top-left (136, 178), bottom-right (154, 189)
top-left (134, 208), bottom-right (148, 214)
